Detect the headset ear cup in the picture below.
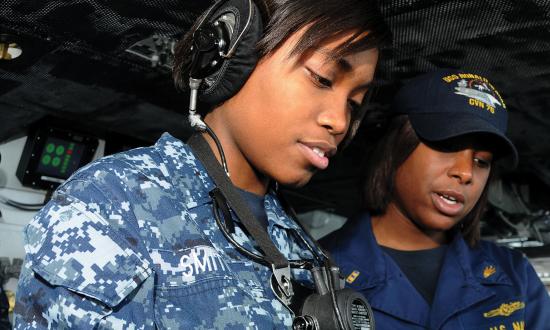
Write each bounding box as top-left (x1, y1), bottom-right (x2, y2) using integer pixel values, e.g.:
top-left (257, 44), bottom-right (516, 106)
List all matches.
top-left (189, 22), bottom-right (231, 79)
top-left (198, 0), bottom-right (264, 106)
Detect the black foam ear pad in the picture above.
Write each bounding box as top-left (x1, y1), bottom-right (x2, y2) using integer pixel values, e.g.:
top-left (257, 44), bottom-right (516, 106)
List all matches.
top-left (198, 0), bottom-right (264, 106)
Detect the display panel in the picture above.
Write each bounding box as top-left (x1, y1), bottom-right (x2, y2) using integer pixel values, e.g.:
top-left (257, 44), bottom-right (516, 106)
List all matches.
top-left (35, 137), bottom-right (86, 179)
top-left (16, 126), bottom-right (98, 190)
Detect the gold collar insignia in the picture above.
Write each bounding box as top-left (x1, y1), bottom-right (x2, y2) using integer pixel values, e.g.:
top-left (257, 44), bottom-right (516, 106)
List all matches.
top-left (483, 265), bottom-right (497, 278)
top-left (346, 270), bottom-right (360, 284)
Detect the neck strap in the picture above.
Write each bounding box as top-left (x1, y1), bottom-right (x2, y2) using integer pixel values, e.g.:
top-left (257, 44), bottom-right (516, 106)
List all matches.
top-left (188, 133), bottom-right (294, 296)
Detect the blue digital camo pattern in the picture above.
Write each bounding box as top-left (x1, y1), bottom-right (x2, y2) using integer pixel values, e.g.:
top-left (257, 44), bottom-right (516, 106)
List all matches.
top-left (14, 133), bottom-right (317, 329)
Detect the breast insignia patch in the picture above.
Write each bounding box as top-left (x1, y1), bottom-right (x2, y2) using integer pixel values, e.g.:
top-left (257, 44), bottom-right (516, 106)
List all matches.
top-left (483, 265), bottom-right (497, 278)
top-left (483, 301), bottom-right (525, 318)
top-left (346, 270), bottom-right (360, 284)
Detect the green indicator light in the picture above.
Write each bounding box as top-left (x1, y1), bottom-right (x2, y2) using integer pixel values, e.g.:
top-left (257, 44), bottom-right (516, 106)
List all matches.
top-left (46, 143), bottom-right (55, 154)
top-left (55, 145), bottom-right (65, 156)
top-left (69, 143), bottom-right (75, 149)
top-left (52, 157), bottom-right (61, 167)
top-left (41, 154), bottom-right (51, 166)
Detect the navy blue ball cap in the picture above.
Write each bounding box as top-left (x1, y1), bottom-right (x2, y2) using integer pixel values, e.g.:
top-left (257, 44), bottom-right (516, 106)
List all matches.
top-left (392, 69), bottom-right (518, 167)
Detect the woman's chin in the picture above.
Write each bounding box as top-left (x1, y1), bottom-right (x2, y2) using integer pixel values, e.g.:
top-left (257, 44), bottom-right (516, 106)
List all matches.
top-left (274, 170), bottom-right (315, 188)
top-left (425, 214), bottom-right (461, 233)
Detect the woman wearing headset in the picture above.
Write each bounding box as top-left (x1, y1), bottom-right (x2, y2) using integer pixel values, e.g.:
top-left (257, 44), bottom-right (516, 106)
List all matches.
top-left (323, 69), bottom-right (550, 329)
top-left (14, 0), bottom-right (390, 328)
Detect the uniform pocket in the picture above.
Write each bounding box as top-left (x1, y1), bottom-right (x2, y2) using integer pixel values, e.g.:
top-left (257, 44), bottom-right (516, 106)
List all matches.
top-left (28, 199), bottom-right (152, 308)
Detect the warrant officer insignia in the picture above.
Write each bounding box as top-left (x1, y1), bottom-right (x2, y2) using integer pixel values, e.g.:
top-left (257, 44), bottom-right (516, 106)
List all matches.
top-left (483, 265), bottom-right (497, 278)
top-left (346, 270), bottom-right (360, 284)
top-left (483, 301), bottom-right (525, 318)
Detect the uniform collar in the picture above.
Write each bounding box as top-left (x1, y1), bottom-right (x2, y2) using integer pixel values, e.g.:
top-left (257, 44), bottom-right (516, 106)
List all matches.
top-left (155, 133), bottom-right (215, 209)
top-left (155, 133), bottom-right (298, 231)
top-left (331, 214), bottom-right (432, 324)
top-left (264, 193), bottom-right (301, 230)
top-left (330, 213), bottom-right (387, 289)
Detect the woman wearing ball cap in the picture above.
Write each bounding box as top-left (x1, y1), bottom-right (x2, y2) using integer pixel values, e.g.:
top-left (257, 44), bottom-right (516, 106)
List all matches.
top-left (322, 69), bottom-right (550, 329)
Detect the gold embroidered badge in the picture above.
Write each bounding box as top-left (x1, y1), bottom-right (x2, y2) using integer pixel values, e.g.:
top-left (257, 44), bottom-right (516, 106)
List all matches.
top-left (346, 270), bottom-right (360, 284)
top-left (483, 301), bottom-right (525, 318)
top-left (483, 265), bottom-right (496, 278)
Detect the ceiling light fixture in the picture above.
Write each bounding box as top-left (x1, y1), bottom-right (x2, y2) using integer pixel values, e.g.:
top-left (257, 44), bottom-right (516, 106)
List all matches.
top-left (0, 34), bottom-right (22, 60)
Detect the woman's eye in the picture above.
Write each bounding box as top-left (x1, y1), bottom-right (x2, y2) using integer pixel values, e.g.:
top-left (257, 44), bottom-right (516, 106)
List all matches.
top-left (348, 99), bottom-right (360, 113)
top-left (474, 157), bottom-right (491, 169)
top-left (309, 69), bottom-right (333, 88)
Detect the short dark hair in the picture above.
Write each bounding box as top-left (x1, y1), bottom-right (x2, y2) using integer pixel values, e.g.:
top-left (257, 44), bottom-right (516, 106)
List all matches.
top-left (173, 0), bottom-right (391, 91)
top-left (362, 115), bottom-right (493, 247)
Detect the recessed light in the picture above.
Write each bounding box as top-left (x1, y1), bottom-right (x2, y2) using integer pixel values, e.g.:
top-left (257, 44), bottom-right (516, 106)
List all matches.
top-left (0, 34), bottom-right (22, 60)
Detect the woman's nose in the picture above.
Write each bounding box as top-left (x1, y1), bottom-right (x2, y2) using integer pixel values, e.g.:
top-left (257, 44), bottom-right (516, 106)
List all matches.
top-left (316, 97), bottom-right (350, 136)
top-left (448, 149), bottom-right (474, 184)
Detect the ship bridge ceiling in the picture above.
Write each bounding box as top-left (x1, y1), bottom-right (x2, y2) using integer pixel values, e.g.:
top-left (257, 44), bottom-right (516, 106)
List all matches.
top-left (1, 0), bottom-right (550, 220)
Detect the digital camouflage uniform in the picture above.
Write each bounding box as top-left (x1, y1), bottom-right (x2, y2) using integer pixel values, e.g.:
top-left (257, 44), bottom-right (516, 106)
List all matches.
top-left (14, 133), bottom-right (316, 329)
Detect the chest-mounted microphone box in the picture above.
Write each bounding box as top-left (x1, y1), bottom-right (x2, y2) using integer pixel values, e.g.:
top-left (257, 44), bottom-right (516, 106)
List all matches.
top-left (16, 125), bottom-right (98, 191)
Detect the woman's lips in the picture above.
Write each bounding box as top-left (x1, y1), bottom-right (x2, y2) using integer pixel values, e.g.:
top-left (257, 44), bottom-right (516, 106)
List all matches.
top-left (298, 143), bottom-right (330, 170)
top-left (431, 191), bottom-right (465, 216)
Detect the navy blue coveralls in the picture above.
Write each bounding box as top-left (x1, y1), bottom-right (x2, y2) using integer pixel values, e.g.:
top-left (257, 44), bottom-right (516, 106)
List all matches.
top-left (323, 213), bottom-right (550, 330)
